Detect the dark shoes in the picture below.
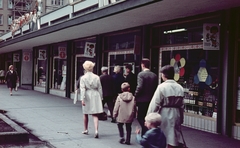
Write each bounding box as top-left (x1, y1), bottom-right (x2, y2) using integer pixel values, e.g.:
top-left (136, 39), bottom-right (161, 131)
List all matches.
top-left (119, 138), bottom-right (125, 144)
top-left (119, 138), bottom-right (130, 145)
top-left (111, 118), bottom-right (116, 123)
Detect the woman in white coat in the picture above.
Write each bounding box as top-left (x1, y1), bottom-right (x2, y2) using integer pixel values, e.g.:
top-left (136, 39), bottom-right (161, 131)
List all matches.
top-left (147, 65), bottom-right (184, 148)
top-left (80, 61), bottom-right (103, 138)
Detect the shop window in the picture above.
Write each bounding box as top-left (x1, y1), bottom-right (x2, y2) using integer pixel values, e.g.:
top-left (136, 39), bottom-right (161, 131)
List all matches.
top-left (152, 18), bottom-right (219, 46)
top-left (237, 77), bottom-right (240, 123)
top-left (36, 49), bottom-right (47, 87)
top-left (52, 44), bottom-right (67, 90)
top-left (161, 49), bottom-right (219, 118)
top-left (236, 41), bottom-right (240, 123)
top-left (103, 30), bottom-right (142, 77)
top-left (74, 38), bottom-right (96, 84)
top-left (104, 31), bottom-right (141, 52)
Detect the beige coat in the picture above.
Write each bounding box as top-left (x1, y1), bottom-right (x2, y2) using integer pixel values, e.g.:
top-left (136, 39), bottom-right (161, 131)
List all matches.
top-left (80, 72), bottom-right (103, 114)
top-left (147, 80), bottom-right (184, 146)
top-left (113, 92), bottom-right (136, 123)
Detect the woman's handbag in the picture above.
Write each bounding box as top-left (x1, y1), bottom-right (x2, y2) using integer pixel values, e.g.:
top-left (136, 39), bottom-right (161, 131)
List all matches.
top-left (179, 127), bottom-right (188, 148)
top-left (98, 112), bottom-right (107, 121)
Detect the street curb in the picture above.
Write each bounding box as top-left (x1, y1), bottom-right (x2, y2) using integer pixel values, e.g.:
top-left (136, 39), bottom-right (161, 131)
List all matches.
top-left (0, 113), bottom-right (29, 144)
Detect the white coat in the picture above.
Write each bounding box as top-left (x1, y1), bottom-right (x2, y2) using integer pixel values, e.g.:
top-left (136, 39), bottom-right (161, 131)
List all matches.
top-left (80, 72), bottom-right (103, 114)
top-left (147, 80), bottom-right (184, 146)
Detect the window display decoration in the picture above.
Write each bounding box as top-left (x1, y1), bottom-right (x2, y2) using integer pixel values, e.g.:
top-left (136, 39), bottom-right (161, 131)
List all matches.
top-left (13, 53), bottom-right (20, 62)
top-left (84, 42), bottom-right (96, 58)
top-left (38, 50), bottom-right (46, 60)
top-left (58, 47), bottom-right (67, 59)
top-left (203, 23), bottom-right (220, 50)
top-left (170, 54), bottom-right (185, 81)
top-left (194, 59), bottom-right (212, 89)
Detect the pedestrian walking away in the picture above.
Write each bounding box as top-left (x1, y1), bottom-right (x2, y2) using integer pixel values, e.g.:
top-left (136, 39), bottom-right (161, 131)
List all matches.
top-left (147, 65), bottom-right (184, 148)
top-left (100, 66), bottom-right (116, 123)
top-left (135, 58), bottom-right (158, 136)
top-left (113, 82), bottom-right (137, 145)
top-left (80, 61), bottom-right (103, 138)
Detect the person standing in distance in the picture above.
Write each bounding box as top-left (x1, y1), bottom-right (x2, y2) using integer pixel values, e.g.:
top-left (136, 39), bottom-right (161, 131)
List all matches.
top-left (80, 61), bottom-right (103, 138)
top-left (100, 66), bottom-right (116, 123)
top-left (147, 65), bottom-right (184, 148)
top-left (135, 58), bottom-right (158, 136)
top-left (5, 65), bottom-right (18, 96)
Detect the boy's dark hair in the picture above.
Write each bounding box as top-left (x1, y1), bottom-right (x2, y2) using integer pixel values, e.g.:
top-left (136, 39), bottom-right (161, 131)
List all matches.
top-left (125, 64), bottom-right (132, 71)
top-left (160, 65), bottom-right (174, 79)
top-left (141, 58), bottom-right (150, 69)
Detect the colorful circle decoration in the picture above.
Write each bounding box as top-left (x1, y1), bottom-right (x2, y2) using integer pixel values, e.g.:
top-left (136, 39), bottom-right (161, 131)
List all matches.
top-left (170, 54), bottom-right (186, 81)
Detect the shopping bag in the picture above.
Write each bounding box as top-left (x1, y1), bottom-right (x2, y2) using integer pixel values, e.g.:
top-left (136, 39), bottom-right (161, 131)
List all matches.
top-left (15, 82), bottom-right (19, 91)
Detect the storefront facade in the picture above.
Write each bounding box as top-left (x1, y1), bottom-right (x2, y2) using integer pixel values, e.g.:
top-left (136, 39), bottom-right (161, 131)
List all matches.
top-left (1, 0), bottom-right (240, 140)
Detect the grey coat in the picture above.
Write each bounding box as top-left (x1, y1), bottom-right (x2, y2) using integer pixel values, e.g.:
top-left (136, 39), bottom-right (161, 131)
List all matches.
top-left (80, 72), bottom-right (103, 114)
top-left (113, 92), bottom-right (136, 123)
top-left (135, 69), bottom-right (158, 103)
top-left (147, 80), bottom-right (184, 146)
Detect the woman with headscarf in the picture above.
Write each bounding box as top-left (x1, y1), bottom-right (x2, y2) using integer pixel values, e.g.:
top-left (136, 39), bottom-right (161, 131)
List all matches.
top-left (80, 61), bottom-right (103, 138)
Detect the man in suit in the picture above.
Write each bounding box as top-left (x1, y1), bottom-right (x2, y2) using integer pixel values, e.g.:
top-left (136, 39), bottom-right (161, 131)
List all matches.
top-left (100, 66), bottom-right (116, 123)
top-left (135, 58), bottom-right (158, 135)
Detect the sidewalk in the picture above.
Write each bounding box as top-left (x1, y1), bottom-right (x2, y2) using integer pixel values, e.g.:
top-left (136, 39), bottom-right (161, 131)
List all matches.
top-left (0, 84), bottom-right (240, 148)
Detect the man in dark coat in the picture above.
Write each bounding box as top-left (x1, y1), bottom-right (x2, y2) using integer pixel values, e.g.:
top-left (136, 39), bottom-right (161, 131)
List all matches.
top-left (100, 66), bottom-right (116, 123)
top-left (135, 58), bottom-right (158, 135)
top-left (124, 64), bottom-right (137, 95)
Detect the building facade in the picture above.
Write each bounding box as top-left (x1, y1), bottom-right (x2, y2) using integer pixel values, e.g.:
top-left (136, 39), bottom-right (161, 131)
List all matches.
top-left (0, 0), bottom-right (240, 140)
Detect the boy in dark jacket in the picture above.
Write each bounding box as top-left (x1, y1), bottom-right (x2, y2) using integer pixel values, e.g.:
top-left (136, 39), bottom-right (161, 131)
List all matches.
top-left (136, 113), bottom-right (166, 148)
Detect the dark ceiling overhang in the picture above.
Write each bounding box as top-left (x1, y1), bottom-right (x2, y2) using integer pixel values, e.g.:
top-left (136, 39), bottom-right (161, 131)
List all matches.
top-left (1, 0), bottom-right (240, 54)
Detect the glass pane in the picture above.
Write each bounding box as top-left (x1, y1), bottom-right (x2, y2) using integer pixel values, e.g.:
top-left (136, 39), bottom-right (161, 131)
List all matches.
top-left (52, 44), bottom-right (67, 90)
top-left (161, 49), bottom-right (219, 118)
top-left (104, 31), bottom-right (141, 51)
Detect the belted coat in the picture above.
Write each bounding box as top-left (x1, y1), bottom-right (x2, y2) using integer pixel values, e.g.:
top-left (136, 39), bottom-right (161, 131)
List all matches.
top-left (147, 80), bottom-right (184, 146)
top-left (80, 72), bottom-right (103, 114)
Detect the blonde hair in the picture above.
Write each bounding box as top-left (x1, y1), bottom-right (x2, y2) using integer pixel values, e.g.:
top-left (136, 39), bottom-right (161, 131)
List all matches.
top-left (113, 65), bottom-right (121, 73)
top-left (82, 61), bottom-right (95, 72)
top-left (145, 113), bottom-right (162, 127)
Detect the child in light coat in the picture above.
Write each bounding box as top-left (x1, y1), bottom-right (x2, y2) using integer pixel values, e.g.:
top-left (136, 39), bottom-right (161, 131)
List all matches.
top-left (113, 82), bottom-right (136, 145)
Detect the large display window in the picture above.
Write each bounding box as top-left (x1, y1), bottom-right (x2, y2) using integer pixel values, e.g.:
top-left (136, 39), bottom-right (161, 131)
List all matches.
top-left (51, 43), bottom-right (67, 90)
top-left (103, 30), bottom-right (142, 75)
top-left (160, 46), bottom-right (219, 118)
top-left (73, 38), bottom-right (97, 92)
top-left (35, 47), bottom-right (47, 87)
